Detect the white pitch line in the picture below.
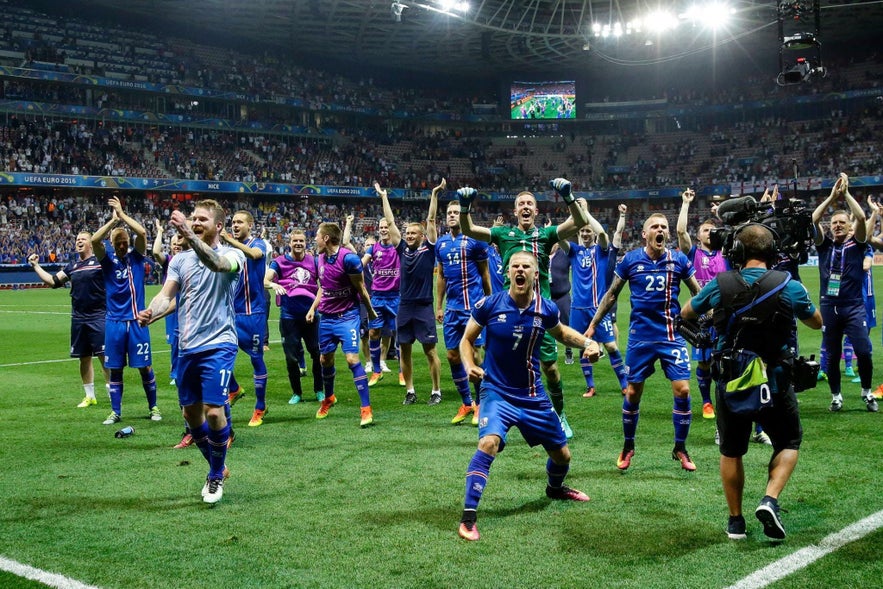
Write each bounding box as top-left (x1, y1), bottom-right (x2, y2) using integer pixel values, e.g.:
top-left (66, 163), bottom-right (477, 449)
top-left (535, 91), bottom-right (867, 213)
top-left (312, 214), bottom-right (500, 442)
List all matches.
top-left (0, 556), bottom-right (102, 589)
top-left (728, 509), bottom-right (883, 589)
top-left (0, 358), bottom-right (77, 368)
top-left (0, 310), bottom-right (70, 315)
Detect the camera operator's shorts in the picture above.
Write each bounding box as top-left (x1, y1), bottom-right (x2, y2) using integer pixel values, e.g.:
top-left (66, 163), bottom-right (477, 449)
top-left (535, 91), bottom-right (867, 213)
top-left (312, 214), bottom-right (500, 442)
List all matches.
top-left (716, 371), bottom-right (802, 457)
top-left (625, 338), bottom-right (691, 383)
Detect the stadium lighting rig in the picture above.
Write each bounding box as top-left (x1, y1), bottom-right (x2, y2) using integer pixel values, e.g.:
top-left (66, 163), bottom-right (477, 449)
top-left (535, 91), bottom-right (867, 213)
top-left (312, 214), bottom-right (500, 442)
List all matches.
top-left (392, 0), bottom-right (469, 22)
top-left (590, 2), bottom-right (736, 39)
top-left (776, 0), bottom-right (826, 85)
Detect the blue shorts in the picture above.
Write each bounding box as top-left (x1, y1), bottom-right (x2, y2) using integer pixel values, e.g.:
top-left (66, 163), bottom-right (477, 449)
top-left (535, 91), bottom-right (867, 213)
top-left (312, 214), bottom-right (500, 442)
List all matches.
top-left (166, 332), bottom-right (180, 380)
top-left (177, 345), bottom-right (237, 407)
top-left (236, 313), bottom-right (267, 359)
top-left (70, 316), bottom-right (105, 358)
top-left (625, 338), bottom-right (691, 384)
top-left (104, 319), bottom-right (152, 369)
top-left (368, 294), bottom-right (399, 332)
top-left (571, 307), bottom-right (615, 345)
top-left (396, 302), bottom-right (438, 345)
top-left (477, 386), bottom-right (567, 453)
top-left (319, 309), bottom-right (361, 354)
top-left (443, 308), bottom-right (485, 349)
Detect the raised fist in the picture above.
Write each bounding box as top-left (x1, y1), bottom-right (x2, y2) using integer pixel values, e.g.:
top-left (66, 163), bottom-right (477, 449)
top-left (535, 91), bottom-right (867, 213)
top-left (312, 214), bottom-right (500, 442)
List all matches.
top-left (457, 187), bottom-right (478, 212)
top-left (549, 178), bottom-right (574, 204)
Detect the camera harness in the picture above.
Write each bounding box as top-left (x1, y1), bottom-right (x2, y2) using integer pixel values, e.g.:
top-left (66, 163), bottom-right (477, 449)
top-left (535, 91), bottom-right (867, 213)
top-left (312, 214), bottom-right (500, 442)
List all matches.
top-left (713, 269), bottom-right (792, 367)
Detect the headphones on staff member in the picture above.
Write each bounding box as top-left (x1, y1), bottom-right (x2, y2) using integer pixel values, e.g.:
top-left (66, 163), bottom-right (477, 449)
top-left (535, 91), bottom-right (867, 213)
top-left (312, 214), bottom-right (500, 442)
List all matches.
top-left (727, 223), bottom-right (779, 268)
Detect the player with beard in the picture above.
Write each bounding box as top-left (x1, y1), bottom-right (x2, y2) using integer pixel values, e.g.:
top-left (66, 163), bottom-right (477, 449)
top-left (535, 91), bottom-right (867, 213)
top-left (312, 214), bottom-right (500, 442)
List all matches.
top-left (139, 200), bottom-right (245, 504)
top-left (588, 213), bottom-right (702, 472)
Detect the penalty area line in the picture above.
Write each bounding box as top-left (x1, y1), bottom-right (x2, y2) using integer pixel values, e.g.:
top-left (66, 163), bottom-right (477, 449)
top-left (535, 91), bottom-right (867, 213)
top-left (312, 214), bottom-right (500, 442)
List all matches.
top-left (727, 509), bottom-right (883, 589)
top-left (0, 555), bottom-right (102, 589)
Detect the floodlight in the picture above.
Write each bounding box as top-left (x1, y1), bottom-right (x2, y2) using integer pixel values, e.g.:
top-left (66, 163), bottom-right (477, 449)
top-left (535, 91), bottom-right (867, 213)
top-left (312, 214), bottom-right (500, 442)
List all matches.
top-left (684, 2), bottom-right (734, 30)
top-left (644, 10), bottom-right (678, 33)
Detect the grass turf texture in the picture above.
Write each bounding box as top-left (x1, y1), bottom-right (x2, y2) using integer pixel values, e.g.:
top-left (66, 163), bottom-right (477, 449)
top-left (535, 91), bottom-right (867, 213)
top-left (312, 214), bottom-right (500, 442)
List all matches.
top-left (0, 273), bottom-right (882, 589)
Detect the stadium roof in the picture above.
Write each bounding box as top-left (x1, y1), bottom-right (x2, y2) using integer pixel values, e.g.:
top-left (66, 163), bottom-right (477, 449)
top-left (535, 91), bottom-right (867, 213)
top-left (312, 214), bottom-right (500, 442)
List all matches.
top-left (40, 1), bottom-right (883, 77)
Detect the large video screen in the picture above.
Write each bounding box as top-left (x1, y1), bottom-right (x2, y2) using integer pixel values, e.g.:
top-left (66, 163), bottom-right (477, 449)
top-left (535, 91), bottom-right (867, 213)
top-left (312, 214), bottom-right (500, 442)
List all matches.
top-left (510, 80), bottom-right (576, 120)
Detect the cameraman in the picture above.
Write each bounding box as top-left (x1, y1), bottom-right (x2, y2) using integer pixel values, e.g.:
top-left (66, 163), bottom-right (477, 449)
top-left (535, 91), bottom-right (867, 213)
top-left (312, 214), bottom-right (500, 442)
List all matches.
top-left (812, 173), bottom-right (876, 412)
top-left (682, 224), bottom-right (821, 540)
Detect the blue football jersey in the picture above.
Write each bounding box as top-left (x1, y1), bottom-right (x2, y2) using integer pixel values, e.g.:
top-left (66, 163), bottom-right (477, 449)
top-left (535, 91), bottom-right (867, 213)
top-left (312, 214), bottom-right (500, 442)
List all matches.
top-left (233, 237), bottom-right (268, 316)
top-left (567, 243), bottom-right (612, 310)
top-left (615, 247), bottom-right (695, 342)
top-left (435, 233), bottom-right (489, 311)
top-left (471, 291), bottom-right (560, 405)
top-left (100, 247), bottom-right (146, 321)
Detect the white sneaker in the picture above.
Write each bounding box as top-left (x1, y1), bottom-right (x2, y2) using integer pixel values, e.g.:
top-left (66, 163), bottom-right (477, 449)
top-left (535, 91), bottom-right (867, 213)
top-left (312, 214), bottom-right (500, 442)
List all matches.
top-left (752, 431), bottom-right (772, 445)
top-left (864, 395), bottom-right (879, 413)
top-left (102, 412), bottom-right (121, 425)
top-left (380, 361), bottom-right (392, 373)
top-left (364, 361), bottom-right (373, 372)
top-left (830, 394), bottom-right (843, 412)
top-left (203, 478), bottom-right (224, 504)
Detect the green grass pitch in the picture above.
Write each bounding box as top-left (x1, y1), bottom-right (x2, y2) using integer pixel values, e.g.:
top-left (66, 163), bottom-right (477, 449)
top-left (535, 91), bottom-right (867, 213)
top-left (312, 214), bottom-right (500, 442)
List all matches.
top-left (0, 271), bottom-right (882, 588)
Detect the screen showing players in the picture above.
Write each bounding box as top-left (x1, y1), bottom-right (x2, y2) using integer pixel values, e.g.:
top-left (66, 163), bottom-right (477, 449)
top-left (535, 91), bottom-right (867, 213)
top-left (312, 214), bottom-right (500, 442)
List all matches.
top-left (510, 80), bottom-right (576, 120)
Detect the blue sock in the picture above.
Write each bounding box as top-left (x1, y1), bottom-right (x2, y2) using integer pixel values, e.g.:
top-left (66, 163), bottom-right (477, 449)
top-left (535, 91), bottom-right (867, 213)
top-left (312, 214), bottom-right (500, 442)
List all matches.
top-left (369, 339), bottom-right (381, 372)
top-left (450, 362), bottom-right (473, 406)
top-left (622, 399), bottom-right (640, 446)
top-left (322, 365), bottom-right (336, 399)
top-left (819, 341), bottom-right (828, 372)
top-left (843, 338), bottom-right (854, 368)
top-left (229, 374), bottom-right (241, 393)
top-left (464, 450), bottom-right (494, 511)
top-left (350, 363), bottom-right (370, 407)
top-left (608, 349), bottom-right (628, 390)
top-left (252, 357), bottom-right (268, 410)
top-left (696, 366), bottom-right (712, 405)
top-left (141, 368), bottom-right (157, 408)
top-left (191, 421), bottom-right (211, 463)
top-left (580, 357), bottom-right (594, 388)
top-left (109, 369), bottom-right (124, 415)
top-left (207, 423), bottom-right (230, 479)
top-left (754, 423), bottom-right (763, 434)
top-left (546, 458), bottom-right (569, 489)
top-left (673, 396), bottom-right (692, 445)
top-left (224, 402), bottom-right (231, 423)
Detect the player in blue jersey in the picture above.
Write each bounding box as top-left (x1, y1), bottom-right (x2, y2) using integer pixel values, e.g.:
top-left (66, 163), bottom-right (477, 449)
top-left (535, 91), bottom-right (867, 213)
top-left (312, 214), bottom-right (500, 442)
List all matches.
top-left (587, 212), bottom-right (702, 472)
top-left (457, 251), bottom-right (600, 541)
top-left (29, 231), bottom-right (109, 408)
top-left (558, 206), bottom-right (628, 398)
top-left (91, 196), bottom-right (160, 425)
top-left (436, 194), bottom-right (491, 424)
top-left (140, 200), bottom-right (245, 504)
top-left (486, 215), bottom-right (506, 294)
top-left (813, 173), bottom-right (877, 412)
top-left (398, 181), bottom-right (442, 405)
top-left (460, 178), bottom-right (589, 439)
top-left (221, 211), bottom-right (271, 426)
